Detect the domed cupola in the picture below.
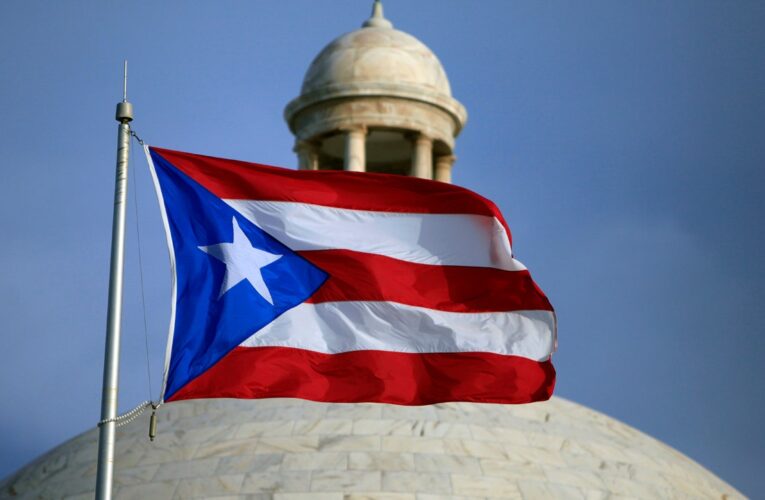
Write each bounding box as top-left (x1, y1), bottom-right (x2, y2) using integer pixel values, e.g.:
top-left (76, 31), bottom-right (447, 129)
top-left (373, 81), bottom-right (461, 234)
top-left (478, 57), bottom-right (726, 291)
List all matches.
top-left (284, 0), bottom-right (467, 182)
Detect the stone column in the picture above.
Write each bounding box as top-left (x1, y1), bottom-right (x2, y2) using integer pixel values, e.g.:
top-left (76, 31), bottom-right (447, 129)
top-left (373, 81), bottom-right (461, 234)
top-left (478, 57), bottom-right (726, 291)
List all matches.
top-left (411, 134), bottom-right (433, 179)
top-left (294, 140), bottom-right (319, 170)
top-left (343, 126), bottom-right (366, 172)
top-left (434, 154), bottom-right (456, 183)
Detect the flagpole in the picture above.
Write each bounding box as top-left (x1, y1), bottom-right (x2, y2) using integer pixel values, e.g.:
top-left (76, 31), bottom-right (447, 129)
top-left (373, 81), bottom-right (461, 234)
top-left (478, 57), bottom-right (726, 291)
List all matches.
top-left (95, 60), bottom-right (133, 500)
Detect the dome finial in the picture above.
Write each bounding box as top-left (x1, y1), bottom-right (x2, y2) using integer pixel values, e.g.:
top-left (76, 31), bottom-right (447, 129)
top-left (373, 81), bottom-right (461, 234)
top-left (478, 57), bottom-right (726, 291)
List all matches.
top-left (363, 0), bottom-right (393, 29)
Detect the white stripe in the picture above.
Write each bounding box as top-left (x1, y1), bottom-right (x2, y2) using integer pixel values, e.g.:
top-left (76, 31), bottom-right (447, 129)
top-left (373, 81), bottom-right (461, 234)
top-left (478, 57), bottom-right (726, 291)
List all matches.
top-left (225, 200), bottom-right (526, 271)
top-left (239, 302), bottom-right (554, 361)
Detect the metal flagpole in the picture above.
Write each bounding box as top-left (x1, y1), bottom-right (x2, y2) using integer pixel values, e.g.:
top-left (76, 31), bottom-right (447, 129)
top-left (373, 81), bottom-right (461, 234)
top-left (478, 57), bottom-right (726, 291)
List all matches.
top-left (95, 60), bottom-right (133, 500)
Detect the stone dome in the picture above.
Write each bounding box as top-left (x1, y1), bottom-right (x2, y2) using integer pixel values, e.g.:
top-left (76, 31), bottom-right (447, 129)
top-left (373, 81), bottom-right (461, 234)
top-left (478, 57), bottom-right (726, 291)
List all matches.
top-left (1, 397), bottom-right (743, 498)
top-left (284, 1), bottom-right (467, 141)
top-left (301, 25), bottom-right (452, 98)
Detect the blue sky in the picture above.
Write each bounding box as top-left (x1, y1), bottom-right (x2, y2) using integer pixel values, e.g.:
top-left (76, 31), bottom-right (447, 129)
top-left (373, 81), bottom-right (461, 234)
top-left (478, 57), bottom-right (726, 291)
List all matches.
top-left (1, 0), bottom-right (763, 496)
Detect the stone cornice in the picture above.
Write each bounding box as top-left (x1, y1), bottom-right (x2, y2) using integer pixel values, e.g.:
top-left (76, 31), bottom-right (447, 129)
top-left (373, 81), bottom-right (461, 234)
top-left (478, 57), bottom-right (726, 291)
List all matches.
top-left (285, 82), bottom-right (467, 134)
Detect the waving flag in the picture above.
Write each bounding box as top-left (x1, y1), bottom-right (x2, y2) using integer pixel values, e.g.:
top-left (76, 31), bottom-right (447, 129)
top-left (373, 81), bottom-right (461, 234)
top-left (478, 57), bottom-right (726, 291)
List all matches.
top-left (146, 146), bottom-right (556, 405)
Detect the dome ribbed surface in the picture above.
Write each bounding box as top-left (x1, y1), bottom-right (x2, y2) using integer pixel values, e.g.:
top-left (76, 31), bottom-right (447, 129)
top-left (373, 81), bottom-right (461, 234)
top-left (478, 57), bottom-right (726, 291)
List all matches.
top-left (1, 397), bottom-right (742, 499)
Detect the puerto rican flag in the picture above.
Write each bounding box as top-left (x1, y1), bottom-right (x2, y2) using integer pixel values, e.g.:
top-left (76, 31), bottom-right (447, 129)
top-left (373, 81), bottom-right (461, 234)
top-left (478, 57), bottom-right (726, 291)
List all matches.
top-left (146, 146), bottom-right (556, 405)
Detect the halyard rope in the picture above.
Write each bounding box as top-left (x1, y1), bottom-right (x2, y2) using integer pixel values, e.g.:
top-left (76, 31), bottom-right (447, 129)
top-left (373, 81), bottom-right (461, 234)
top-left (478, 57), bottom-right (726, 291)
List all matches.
top-left (130, 133), bottom-right (154, 400)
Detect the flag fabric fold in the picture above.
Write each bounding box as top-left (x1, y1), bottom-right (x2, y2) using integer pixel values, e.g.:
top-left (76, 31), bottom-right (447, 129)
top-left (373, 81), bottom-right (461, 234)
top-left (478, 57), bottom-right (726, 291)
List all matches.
top-left (146, 145), bottom-right (556, 405)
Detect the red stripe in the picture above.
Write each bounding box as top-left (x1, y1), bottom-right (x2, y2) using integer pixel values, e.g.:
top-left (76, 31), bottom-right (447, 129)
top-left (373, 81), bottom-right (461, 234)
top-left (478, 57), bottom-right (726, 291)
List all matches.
top-left (300, 250), bottom-right (553, 313)
top-left (150, 146), bottom-right (513, 243)
top-left (167, 346), bottom-right (555, 405)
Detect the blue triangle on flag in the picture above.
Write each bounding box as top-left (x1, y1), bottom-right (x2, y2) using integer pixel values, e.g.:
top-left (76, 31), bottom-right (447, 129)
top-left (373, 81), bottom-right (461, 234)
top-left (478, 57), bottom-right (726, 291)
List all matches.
top-left (150, 150), bottom-right (328, 400)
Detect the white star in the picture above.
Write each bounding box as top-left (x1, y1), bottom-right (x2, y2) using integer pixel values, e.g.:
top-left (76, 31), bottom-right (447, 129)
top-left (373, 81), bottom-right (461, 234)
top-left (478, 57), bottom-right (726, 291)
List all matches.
top-left (198, 217), bottom-right (283, 304)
